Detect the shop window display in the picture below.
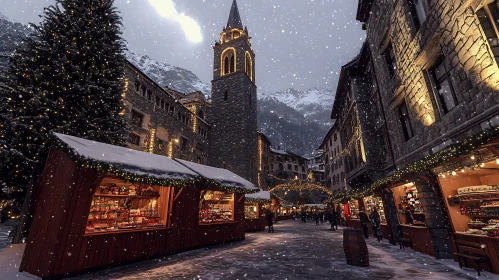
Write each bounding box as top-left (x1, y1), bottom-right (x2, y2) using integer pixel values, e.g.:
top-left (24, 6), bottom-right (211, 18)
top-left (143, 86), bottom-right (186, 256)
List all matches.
top-left (85, 178), bottom-right (171, 234)
top-left (348, 200), bottom-right (359, 219)
top-left (363, 196), bottom-right (386, 224)
top-left (440, 162), bottom-right (499, 237)
top-left (244, 202), bottom-right (259, 219)
top-left (199, 190), bottom-right (234, 224)
top-left (393, 183), bottom-right (425, 226)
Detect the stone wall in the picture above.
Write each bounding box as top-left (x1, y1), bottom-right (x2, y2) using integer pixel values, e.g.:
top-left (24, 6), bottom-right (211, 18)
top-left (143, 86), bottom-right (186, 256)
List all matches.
top-left (124, 63), bottom-right (209, 164)
top-left (366, 0), bottom-right (499, 168)
top-left (209, 35), bottom-right (258, 184)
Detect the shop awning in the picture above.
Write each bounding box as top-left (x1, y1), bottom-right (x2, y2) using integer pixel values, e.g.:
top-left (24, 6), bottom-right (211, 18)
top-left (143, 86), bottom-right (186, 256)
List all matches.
top-left (245, 190), bottom-right (271, 203)
top-left (175, 159), bottom-right (259, 193)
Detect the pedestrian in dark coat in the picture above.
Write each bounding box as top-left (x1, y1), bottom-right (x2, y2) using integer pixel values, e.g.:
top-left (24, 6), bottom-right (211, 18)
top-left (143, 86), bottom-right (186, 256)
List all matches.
top-left (266, 209), bottom-right (274, 233)
top-left (0, 210), bottom-right (7, 224)
top-left (330, 210), bottom-right (338, 230)
top-left (313, 212), bottom-right (319, 225)
top-left (405, 206), bottom-right (414, 225)
top-left (369, 208), bottom-right (382, 242)
top-left (359, 210), bottom-right (370, 238)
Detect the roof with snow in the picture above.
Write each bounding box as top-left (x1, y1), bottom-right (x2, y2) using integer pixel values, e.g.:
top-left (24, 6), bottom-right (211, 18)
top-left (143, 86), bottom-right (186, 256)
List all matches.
top-left (227, 0), bottom-right (244, 30)
top-left (55, 133), bottom-right (198, 181)
top-left (302, 204), bottom-right (327, 208)
top-left (54, 133), bottom-right (257, 193)
top-left (175, 159), bottom-right (258, 192)
top-left (245, 190), bottom-right (271, 202)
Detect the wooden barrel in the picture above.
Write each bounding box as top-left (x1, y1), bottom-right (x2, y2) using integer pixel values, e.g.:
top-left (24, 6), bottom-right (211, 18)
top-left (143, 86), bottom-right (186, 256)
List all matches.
top-left (343, 228), bottom-right (369, 267)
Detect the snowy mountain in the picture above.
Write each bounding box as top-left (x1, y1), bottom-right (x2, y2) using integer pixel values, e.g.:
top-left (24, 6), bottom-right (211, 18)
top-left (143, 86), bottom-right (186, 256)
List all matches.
top-left (0, 13), bottom-right (32, 68)
top-left (0, 11), bottom-right (333, 156)
top-left (260, 88), bottom-right (334, 118)
top-left (125, 51), bottom-right (211, 96)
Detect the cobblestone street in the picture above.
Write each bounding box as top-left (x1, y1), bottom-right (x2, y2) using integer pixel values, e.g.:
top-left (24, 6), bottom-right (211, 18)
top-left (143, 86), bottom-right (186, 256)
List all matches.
top-left (71, 220), bottom-right (495, 279)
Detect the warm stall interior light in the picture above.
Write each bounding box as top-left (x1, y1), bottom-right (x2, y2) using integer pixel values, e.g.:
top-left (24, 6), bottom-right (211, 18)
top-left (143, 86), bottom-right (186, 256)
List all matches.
top-left (442, 174), bottom-right (446, 178)
top-left (496, 158), bottom-right (499, 164)
top-left (480, 163), bottom-right (485, 167)
top-left (471, 155), bottom-right (476, 160)
top-left (461, 169), bottom-right (465, 172)
top-left (452, 171), bottom-right (457, 176)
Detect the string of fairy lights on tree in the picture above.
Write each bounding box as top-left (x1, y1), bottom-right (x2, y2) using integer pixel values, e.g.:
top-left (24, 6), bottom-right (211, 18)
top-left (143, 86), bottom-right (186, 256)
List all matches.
top-left (327, 125), bottom-right (499, 203)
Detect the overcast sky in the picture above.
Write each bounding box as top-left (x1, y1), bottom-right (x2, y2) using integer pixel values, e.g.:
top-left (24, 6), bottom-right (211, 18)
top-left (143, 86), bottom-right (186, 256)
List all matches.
top-left (1, 0), bottom-right (365, 94)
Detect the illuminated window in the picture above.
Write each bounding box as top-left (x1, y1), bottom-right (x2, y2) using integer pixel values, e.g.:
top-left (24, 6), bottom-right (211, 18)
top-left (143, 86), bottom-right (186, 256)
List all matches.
top-left (477, 2), bottom-right (499, 64)
top-left (233, 30), bottom-right (240, 38)
top-left (222, 48), bottom-right (236, 75)
top-left (382, 42), bottom-right (396, 78)
top-left (397, 100), bottom-right (414, 140)
top-left (407, 0), bottom-right (428, 31)
top-left (245, 52), bottom-right (253, 81)
top-left (428, 55), bottom-right (458, 114)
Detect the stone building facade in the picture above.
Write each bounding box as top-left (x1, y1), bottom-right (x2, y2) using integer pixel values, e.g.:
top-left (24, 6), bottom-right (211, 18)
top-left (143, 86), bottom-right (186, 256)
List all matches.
top-left (349, 0), bottom-right (499, 259)
top-left (257, 132), bottom-right (272, 189)
top-left (123, 62), bottom-right (210, 164)
top-left (208, 0), bottom-right (258, 184)
top-left (321, 121), bottom-right (346, 191)
top-left (269, 149), bottom-right (309, 180)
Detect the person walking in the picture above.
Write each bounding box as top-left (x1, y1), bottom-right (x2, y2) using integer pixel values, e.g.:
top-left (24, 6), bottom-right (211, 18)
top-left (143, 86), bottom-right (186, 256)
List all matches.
top-left (313, 212), bottom-right (319, 225)
top-left (319, 212), bottom-right (324, 223)
top-left (266, 209), bottom-right (274, 233)
top-left (370, 207), bottom-right (382, 242)
top-left (330, 210), bottom-right (338, 231)
top-left (359, 210), bottom-right (370, 238)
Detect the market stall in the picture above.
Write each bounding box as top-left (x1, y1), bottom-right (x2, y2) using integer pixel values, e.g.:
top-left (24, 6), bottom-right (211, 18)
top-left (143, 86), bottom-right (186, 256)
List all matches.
top-left (278, 204), bottom-right (294, 220)
top-left (20, 133), bottom-right (258, 279)
top-left (437, 159), bottom-right (499, 273)
top-left (390, 182), bottom-right (435, 256)
top-left (244, 190), bottom-right (271, 232)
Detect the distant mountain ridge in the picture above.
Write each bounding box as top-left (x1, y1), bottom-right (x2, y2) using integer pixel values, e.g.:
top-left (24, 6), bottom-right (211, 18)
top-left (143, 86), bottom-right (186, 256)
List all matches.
top-left (125, 51), bottom-right (211, 96)
top-left (0, 13), bottom-right (334, 156)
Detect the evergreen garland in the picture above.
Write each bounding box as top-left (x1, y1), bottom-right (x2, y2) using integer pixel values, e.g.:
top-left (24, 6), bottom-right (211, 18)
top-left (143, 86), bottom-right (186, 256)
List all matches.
top-left (328, 126), bottom-right (499, 203)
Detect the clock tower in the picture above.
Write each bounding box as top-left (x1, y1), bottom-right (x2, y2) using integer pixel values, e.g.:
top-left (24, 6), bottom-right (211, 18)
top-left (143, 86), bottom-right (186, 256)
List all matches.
top-left (208, 0), bottom-right (257, 184)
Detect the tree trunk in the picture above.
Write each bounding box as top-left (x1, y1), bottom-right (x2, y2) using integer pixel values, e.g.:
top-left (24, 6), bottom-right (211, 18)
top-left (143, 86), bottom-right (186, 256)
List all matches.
top-left (12, 170), bottom-right (37, 244)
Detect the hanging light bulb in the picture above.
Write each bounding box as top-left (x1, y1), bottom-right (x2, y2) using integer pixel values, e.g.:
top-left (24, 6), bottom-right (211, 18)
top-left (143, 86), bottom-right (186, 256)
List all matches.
top-left (442, 174), bottom-right (446, 178)
top-left (471, 155), bottom-right (476, 160)
top-left (452, 171), bottom-right (457, 176)
top-left (496, 159), bottom-right (499, 164)
top-left (461, 169), bottom-right (465, 173)
top-left (480, 163), bottom-right (485, 168)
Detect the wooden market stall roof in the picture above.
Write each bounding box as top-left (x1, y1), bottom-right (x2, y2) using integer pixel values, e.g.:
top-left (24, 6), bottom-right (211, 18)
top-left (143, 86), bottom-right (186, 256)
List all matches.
top-left (245, 190), bottom-right (271, 203)
top-left (54, 133), bottom-right (258, 193)
top-left (175, 159), bottom-right (258, 193)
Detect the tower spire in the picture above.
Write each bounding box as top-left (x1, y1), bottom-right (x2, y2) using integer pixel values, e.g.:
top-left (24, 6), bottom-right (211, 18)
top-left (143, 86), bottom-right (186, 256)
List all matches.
top-left (227, 0), bottom-right (244, 30)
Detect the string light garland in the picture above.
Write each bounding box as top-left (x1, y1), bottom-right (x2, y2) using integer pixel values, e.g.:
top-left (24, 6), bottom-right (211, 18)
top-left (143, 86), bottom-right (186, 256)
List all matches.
top-left (51, 134), bottom-right (258, 194)
top-left (328, 125), bottom-right (499, 203)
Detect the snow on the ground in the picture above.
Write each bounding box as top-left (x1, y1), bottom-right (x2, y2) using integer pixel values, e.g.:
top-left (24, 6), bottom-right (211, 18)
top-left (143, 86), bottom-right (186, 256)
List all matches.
top-left (0, 222), bottom-right (15, 252)
top-left (69, 220), bottom-right (496, 280)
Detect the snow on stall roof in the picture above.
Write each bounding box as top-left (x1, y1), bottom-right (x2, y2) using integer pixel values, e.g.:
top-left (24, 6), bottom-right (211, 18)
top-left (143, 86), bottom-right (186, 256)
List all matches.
top-left (174, 159), bottom-right (258, 192)
top-left (245, 190), bottom-right (271, 201)
top-left (54, 133), bottom-right (199, 181)
top-left (302, 204), bottom-right (327, 208)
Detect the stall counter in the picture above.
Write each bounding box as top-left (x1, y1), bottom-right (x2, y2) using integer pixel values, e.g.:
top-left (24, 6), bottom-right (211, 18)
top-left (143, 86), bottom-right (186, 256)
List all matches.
top-left (400, 225), bottom-right (435, 257)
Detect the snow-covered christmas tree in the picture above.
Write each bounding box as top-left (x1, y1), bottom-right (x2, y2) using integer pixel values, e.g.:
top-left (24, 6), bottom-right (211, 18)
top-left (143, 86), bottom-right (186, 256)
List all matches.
top-left (0, 0), bottom-right (128, 219)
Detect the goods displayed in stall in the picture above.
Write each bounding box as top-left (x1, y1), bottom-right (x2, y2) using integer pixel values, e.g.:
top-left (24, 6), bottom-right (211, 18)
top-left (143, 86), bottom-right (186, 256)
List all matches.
top-left (244, 202), bottom-right (259, 219)
top-left (199, 190), bottom-right (234, 223)
top-left (348, 200), bottom-right (359, 219)
top-left (394, 183), bottom-right (426, 225)
top-left (448, 185), bottom-right (499, 237)
top-left (85, 183), bottom-right (164, 234)
top-left (363, 196), bottom-right (386, 224)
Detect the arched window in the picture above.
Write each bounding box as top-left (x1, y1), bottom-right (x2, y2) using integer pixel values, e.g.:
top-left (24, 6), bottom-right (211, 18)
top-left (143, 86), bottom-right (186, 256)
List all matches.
top-left (224, 56), bottom-right (230, 75)
top-left (221, 33), bottom-right (226, 43)
top-left (233, 30), bottom-right (240, 39)
top-left (221, 48), bottom-right (236, 76)
top-left (245, 52), bottom-right (253, 81)
top-left (224, 90), bottom-right (228, 101)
